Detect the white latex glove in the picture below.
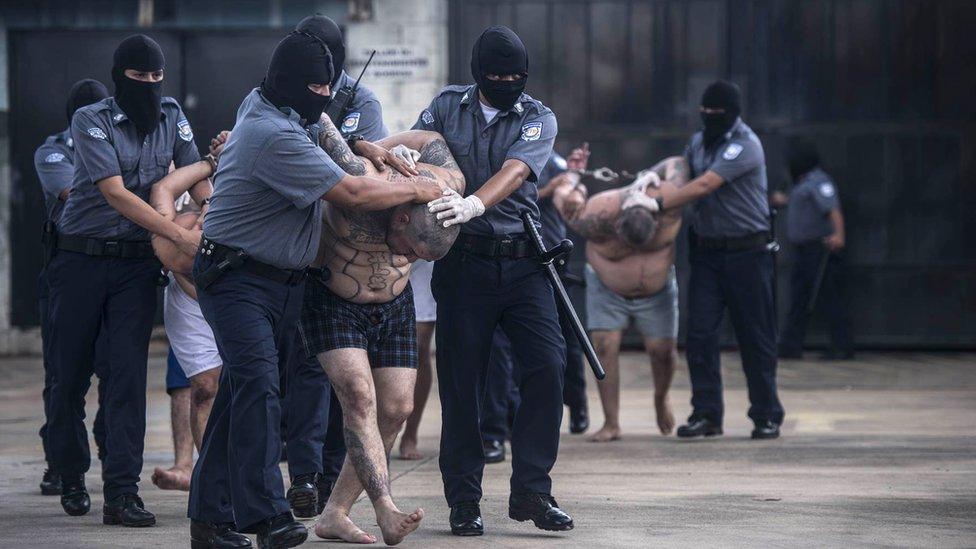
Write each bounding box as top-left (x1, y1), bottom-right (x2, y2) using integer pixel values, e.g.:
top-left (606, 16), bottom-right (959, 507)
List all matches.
top-left (632, 169), bottom-right (662, 193)
top-left (427, 188), bottom-right (485, 228)
top-left (390, 144), bottom-right (422, 169)
top-left (621, 189), bottom-right (661, 213)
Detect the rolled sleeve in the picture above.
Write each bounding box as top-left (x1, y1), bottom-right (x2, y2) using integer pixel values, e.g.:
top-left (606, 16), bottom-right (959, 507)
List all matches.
top-left (506, 111), bottom-right (557, 182)
top-left (708, 138), bottom-right (761, 183)
top-left (355, 99), bottom-right (389, 141)
top-left (34, 145), bottom-right (74, 204)
top-left (71, 110), bottom-right (120, 184)
top-left (252, 131), bottom-right (345, 210)
top-left (173, 107), bottom-right (201, 168)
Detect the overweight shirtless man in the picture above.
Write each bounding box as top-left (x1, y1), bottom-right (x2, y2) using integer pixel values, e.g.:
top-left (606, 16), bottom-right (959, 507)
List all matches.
top-left (299, 116), bottom-right (464, 545)
top-left (552, 156), bottom-right (690, 442)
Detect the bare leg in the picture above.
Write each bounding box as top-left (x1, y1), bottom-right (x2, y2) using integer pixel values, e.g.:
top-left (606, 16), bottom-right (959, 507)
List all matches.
top-left (314, 350), bottom-right (423, 546)
top-left (152, 387), bottom-right (193, 490)
top-left (644, 337), bottom-right (677, 435)
top-left (188, 367), bottom-right (221, 449)
top-left (589, 330), bottom-right (623, 442)
top-left (399, 322), bottom-right (434, 460)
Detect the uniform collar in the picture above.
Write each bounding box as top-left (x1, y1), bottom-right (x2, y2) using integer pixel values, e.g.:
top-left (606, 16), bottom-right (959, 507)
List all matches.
top-left (334, 70), bottom-right (351, 89)
top-left (108, 97), bottom-right (167, 126)
top-left (797, 167), bottom-right (826, 185)
top-left (461, 85), bottom-right (525, 116)
top-left (256, 89), bottom-right (305, 126)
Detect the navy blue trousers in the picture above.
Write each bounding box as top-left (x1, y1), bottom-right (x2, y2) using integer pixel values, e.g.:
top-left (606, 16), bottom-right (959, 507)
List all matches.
top-left (38, 267), bottom-right (109, 467)
top-left (46, 251), bottom-right (157, 499)
top-left (284, 338), bottom-right (345, 483)
top-left (188, 254), bottom-right (302, 531)
top-left (685, 247), bottom-right (784, 425)
top-left (433, 248), bottom-right (566, 506)
top-left (481, 291), bottom-right (588, 443)
top-left (780, 243), bottom-right (853, 356)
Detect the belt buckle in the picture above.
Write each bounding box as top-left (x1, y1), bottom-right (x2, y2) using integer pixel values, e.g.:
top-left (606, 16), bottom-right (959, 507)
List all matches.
top-left (103, 241), bottom-right (120, 255)
top-left (499, 238), bottom-right (514, 256)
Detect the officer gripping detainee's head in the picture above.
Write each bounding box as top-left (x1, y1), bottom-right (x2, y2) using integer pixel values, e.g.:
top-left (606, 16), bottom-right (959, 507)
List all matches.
top-left (66, 79), bottom-right (108, 123)
top-left (786, 137), bottom-right (820, 182)
top-left (618, 192), bottom-right (659, 249)
top-left (470, 26), bottom-right (528, 111)
top-left (261, 30), bottom-right (335, 125)
top-left (387, 203), bottom-right (460, 262)
top-left (700, 80), bottom-right (741, 147)
top-left (112, 34), bottom-right (165, 135)
top-left (296, 14), bottom-right (345, 87)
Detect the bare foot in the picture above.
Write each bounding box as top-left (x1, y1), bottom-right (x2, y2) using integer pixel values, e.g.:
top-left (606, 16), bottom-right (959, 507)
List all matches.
top-left (655, 394), bottom-right (675, 435)
top-left (588, 424), bottom-right (621, 442)
top-left (377, 507), bottom-right (424, 546)
top-left (315, 510), bottom-right (377, 544)
top-left (398, 436), bottom-right (423, 460)
top-left (151, 465), bottom-right (191, 491)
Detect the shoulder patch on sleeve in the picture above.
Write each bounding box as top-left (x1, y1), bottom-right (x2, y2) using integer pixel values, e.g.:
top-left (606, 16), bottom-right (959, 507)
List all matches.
top-left (341, 112), bottom-right (361, 133)
top-left (177, 119), bottom-right (194, 142)
top-left (44, 152), bottom-right (66, 163)
top-left (722, 143), bottom-right (744, 160)
top-left (818, 182), bottom-right (836, 197)
top-left (521, 122), bottom-right (543, 142)
top-left (421, 110), bottom-right (435, 125)
top-left (87, 127), bottom-right (107, 140)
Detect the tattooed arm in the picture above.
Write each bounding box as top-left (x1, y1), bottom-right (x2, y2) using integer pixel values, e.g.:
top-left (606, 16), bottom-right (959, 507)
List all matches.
top-left (646, 156), bottom-right (691, 189)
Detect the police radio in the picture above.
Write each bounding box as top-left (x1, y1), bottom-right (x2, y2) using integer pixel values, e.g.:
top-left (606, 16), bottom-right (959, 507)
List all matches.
top-left (325, 50), bottom-right (376, 127)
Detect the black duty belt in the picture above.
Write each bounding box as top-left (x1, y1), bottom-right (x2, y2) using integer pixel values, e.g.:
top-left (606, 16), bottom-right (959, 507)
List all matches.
top-left (457, 233), bottom-right (535, 258)
top-left (695, 232), bottom-right (768, 252)
top-left (199, 237), bottom-right (306, 286)
top-left (57, 234), bottom-right (155, 258)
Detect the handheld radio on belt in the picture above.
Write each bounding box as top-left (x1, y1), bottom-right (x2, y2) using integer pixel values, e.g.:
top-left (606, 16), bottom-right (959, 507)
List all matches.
top-left (324, 50), bottom-right (376, 127)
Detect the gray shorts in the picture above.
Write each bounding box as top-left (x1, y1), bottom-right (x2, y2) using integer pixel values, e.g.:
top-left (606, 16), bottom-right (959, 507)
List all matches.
top-left (585, 263), bottom-right (678, 339)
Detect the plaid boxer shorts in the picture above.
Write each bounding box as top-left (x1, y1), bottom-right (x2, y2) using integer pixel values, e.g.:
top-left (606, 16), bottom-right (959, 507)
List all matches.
top-left (298, 276), bottom-right (418, 369)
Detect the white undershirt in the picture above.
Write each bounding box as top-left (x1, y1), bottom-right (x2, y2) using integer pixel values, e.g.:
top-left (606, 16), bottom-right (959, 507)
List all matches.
top-left (480, 102), bottom-right (500, 123)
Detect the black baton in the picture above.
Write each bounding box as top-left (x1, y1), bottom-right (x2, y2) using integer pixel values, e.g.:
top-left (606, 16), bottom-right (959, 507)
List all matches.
top-left (520, 210), bottom-right (606, 381)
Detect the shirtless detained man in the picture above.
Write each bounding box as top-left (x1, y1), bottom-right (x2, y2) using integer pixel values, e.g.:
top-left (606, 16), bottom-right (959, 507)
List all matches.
top-left (300, 116), bottom-right (464, 544)
top-left (552, 156), bottom-right (691, 441)
top-left (146, 140), bottom-right (226, 490)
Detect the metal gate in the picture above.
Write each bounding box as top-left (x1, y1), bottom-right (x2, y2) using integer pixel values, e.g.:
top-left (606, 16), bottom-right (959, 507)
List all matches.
top-left (448, 0), bottom-right (976, 348)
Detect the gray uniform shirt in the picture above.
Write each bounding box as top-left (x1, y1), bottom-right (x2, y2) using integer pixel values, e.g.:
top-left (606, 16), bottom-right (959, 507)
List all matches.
top-left (685, 118), bottom-right (770, 238)
top-left (203, 89), bottom-right (345, 270)
top-left (786, 167), bottom-right (839, 244)
top-left (333, 71), bottom-right (388, 141)
top-left (58, 97), bottom-right (200, 240)
top-left (413, 84), bottom-right (557, 236)
top-left (34, 129), bottom-right (75, 223)
top-left (538, 152), bottom-right (568, 249)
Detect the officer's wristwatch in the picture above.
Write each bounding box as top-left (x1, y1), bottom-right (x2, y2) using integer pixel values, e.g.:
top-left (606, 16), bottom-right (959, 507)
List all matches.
top-left (202, 153), bottom-right (218, 174)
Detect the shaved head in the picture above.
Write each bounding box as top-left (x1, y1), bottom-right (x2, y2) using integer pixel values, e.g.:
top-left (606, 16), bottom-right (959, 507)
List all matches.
top-left (618, 206), bottom-right (658, 249)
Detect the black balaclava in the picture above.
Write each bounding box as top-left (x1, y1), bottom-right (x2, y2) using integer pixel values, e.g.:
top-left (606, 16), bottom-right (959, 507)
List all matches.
top-left (261, 31), bottom-right (335, 125)
top-left (296, 14), bottom-right (345, 87)
top-left (66, 79), bottom-right (109, 123)
top-left (112, 34), bottom-right (165, 135)
top-left (787, 137), bottom-right (820, 182)
top-left (470, 26), bottom-right (528, 111)
top-left (700, 80), bottom-right (741, 147)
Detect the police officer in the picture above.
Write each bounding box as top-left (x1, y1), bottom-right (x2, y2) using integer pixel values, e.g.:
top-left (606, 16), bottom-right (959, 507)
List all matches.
top-left (775, 138), bottom-right (853, 360)
top-left (186, 31), bottom-right (439, 548)
top-left (654, 80), bottom-right (785, 440)
top-left (47, 35), bottom-right (203, 525)
top-left (34, 79), bottom-right (110, 496)
top-left (480, 149), bottom-right (591, 463)
top-left (282, 13), bottom-right (390, 519)
top-left (416, 25), bottom-right (574, 536)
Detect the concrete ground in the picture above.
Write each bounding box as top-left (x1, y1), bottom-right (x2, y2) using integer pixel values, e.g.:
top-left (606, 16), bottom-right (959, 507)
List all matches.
top-left (1, 349), bottom-right (975, 548)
